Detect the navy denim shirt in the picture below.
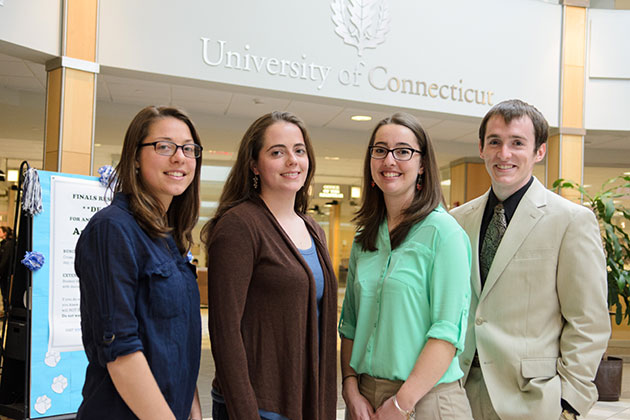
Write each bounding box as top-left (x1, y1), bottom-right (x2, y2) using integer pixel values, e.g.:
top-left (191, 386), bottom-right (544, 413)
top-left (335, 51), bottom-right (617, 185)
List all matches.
top-left (75, 193), bottom-right (201, 419)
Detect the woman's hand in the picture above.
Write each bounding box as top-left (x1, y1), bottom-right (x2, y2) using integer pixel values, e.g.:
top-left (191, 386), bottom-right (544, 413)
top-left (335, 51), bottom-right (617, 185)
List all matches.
top-left (188, 387), bottom-right (202, 420)
top-left (107, 351), bottom-right (176, 420)
top-left (341, 337), bottom-right (374, 420)
top-left (373, 396), bottom-right (407, 419)
top-left (342, 376), bottom-right (374, 420)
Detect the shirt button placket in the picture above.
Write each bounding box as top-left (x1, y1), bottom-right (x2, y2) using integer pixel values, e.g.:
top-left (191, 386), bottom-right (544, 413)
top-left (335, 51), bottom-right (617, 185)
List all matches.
top-left (369, 253), bottom-right (390, 370)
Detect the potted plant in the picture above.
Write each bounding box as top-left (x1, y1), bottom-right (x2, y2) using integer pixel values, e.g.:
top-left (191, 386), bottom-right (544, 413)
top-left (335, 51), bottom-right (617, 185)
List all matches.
top-left (554, 174), bottom-right (630, 401)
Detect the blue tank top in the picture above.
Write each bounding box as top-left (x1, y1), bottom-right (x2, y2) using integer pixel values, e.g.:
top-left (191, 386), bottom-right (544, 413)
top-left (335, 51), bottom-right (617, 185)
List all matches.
top-left (299, 236), bottom-right (325, 320)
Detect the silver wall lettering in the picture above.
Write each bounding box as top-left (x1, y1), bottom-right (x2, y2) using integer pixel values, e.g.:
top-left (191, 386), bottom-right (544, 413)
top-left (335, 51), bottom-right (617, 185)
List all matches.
top-left (201, 38), bottom-right (225, 66)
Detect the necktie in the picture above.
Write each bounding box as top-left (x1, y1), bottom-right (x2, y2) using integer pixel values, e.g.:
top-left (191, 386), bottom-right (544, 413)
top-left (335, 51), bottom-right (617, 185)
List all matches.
top-left (480, 203), bottom-right (507, 286)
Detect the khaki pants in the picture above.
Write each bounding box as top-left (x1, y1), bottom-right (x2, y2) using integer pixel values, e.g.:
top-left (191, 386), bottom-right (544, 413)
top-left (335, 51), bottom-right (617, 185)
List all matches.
top-left (465, 367), bottom-right (502, 420)
top-left (346, 374), bottom-right (473, 420)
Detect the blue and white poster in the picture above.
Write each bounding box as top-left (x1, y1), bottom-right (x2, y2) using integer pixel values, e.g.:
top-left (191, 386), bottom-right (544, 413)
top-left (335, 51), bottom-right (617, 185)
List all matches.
top-left (30, 170), bottom-right (110, 418)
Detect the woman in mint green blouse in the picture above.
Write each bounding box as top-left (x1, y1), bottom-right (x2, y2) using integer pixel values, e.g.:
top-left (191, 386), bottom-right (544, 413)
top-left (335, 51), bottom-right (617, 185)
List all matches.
top-left (339, 112), bottom-right (473, 420)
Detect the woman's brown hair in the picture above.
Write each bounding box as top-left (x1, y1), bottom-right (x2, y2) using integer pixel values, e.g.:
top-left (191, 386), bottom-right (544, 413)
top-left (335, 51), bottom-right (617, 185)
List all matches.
top-left (354, 112), bottom-right (445, 251)
top-left (112, 105), bottom-right (202, 254)
top-left (201, 111), bottom-right (315, 244)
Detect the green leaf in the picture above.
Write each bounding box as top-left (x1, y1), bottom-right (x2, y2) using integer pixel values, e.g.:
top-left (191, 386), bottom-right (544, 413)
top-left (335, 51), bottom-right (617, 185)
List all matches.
top-left (603, 199), bottom-right (616, 222)
top-left (561, 173), bottom-right (630, 324)
top-left (552, 179), bottom-right (564, 189)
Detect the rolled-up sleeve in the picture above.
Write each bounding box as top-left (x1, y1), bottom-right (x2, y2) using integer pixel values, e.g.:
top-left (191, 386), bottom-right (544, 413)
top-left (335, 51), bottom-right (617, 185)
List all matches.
top-left (76, 220), bottom-right (143, 366)
top-left (426, 227), bottom-right (472, 355)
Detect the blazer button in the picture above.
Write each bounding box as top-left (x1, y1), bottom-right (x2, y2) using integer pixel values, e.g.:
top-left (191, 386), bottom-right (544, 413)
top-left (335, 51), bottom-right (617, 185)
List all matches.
top-left (475, 317), bottom-right (485, 326)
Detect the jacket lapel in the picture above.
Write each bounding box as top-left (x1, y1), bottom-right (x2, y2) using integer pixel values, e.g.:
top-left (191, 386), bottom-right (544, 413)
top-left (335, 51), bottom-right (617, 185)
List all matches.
top-left (460, 192), bottom-right (489, 300)
top-left (479, 178), bottom-right (547, 301)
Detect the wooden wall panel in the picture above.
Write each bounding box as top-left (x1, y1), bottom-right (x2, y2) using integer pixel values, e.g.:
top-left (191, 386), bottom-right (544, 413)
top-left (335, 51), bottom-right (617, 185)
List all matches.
top-left (62, 69), bottom-right (95, 155)
top-left (466, 162), bottom-right (491, 201)
top-left (65, 0), bottom-right (98, 61)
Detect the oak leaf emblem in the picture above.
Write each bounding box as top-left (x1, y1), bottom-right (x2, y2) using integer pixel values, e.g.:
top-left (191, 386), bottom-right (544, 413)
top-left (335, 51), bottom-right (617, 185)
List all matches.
top-left (331, 0), bottom-right (391, 57)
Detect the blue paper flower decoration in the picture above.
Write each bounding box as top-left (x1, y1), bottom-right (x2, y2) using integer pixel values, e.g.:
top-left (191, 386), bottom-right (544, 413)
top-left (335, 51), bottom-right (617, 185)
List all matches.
top-left (98, 165), bottom-right (116, 187)
top-left (22, 251), bottom-right (45, 271)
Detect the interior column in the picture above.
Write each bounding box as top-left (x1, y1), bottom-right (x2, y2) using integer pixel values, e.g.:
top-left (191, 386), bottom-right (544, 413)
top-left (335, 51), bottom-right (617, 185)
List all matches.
top-left (448, 158), bottom-right (491, 208)
top-left (328, 202), bottom-right (341, 278)
top-left (546, 2), bottom-right (587, 203)
top-left (43, 0), bottom-right (99, 175)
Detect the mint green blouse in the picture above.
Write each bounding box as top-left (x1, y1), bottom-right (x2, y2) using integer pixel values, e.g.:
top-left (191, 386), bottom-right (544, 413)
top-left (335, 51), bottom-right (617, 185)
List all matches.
top-left (339, 206), bottom-right (471, 384)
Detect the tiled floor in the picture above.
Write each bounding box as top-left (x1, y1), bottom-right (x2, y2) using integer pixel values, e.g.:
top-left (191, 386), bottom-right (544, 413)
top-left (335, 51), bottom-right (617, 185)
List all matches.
top-left (198, 306), bottom-right (630, 420)
top-left (586, 400), bottom-right (630, 420)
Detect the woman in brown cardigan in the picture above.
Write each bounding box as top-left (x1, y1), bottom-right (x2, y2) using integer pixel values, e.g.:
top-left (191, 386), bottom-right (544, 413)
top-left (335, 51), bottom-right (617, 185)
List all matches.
top-left (202, 111), bottom-right (338, 420)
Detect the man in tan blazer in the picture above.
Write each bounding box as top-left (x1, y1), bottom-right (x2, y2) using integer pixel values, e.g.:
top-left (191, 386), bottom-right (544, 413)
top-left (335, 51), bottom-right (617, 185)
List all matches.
top-left (451, 99), bottom-right (610, 420)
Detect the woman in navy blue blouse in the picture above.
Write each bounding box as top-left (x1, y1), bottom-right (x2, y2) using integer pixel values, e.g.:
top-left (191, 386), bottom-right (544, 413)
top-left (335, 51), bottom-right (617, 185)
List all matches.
top-left (75, 106), bottom-right (203, 419)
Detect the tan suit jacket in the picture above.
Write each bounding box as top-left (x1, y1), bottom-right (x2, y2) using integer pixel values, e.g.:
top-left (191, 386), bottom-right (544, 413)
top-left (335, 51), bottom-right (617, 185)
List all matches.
top-left (451, 177), bottom-right (610, 420)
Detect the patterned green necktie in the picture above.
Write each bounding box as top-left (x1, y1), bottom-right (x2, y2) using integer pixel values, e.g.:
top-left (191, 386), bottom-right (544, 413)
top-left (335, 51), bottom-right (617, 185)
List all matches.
top-left (480, 203), bottom-right (507, 286)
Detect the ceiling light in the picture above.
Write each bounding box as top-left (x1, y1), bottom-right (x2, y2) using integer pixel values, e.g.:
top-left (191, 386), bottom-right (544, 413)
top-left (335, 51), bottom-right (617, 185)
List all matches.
top-left (94, 143), bottom-right (102, 147)
top-left (441, 179), bottom-right (451, 186)
top-left (201, 165), bottom-right (231, 182)
top-left (324, 156), bottom-right (340, 160)
top-left (351, 115), bottom-right (372, 122)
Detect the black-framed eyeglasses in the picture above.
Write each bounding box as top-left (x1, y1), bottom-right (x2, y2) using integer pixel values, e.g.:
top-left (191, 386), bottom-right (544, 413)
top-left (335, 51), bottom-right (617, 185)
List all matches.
top-left (369, 146), bottom-right (421, 161)
top-left (139, 140), bottom-right (202, 158)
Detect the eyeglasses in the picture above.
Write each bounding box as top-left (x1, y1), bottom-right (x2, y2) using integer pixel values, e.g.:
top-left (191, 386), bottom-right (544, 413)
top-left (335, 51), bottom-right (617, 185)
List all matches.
top-left (369, 146), bottom-right (421, 161)
top-left (139, 140), bottom-right (202, 158)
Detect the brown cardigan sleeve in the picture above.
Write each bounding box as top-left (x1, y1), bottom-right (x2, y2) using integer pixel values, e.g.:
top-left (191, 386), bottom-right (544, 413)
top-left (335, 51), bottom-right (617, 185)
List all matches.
top-left (206, 211), bottom-right (260, 419)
